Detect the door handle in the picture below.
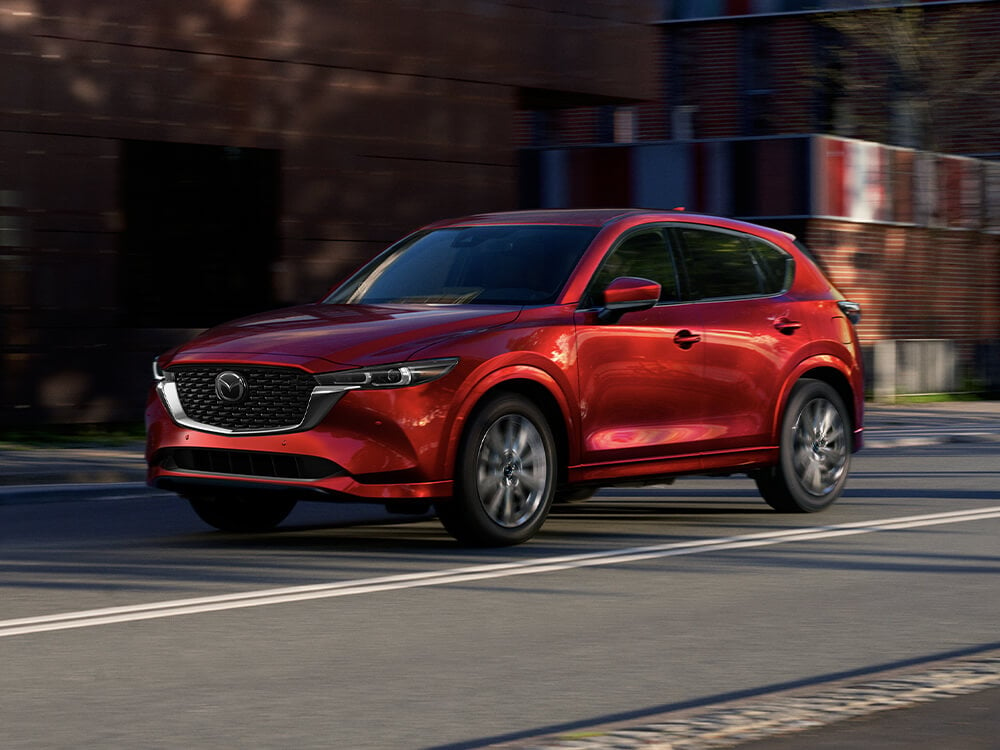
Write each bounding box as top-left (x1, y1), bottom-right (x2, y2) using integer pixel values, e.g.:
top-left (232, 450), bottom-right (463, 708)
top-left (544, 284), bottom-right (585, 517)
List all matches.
top-left (673, 330), bottom-right (701, 349)
top-left (773, 317), bottom-right (802, 335)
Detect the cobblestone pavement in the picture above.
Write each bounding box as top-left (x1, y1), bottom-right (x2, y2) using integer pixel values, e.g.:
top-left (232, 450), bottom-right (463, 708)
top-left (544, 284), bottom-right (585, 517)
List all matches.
top-left (491, 654), bottom-right (1000, 750)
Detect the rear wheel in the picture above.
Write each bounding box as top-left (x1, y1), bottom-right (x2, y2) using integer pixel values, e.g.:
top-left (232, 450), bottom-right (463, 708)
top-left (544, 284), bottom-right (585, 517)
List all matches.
top-left (436, 393), bottom-right (556, 546)
top-left (755, 379), bottom-right (851, 513)
top-left (186, 492), bottom-right (297, 532)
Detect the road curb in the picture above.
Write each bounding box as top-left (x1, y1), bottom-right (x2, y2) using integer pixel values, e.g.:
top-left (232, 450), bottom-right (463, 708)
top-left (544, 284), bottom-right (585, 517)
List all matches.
top-left (865, 433), bottom-right (1000, 449)
top-left (0, 482), bottom-right (164, 506)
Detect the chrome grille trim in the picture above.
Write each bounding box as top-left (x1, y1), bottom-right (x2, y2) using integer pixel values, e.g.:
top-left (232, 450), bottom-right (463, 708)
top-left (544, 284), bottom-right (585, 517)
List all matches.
top-left (157, 367), bottom-right (358, 435)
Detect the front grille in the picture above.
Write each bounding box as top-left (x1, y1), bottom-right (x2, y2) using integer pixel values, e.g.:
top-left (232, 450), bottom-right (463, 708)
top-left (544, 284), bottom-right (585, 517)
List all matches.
top-left (170, 365), bottom-right (317, 431)
top-left (160, 448), bottom-right (343, 480)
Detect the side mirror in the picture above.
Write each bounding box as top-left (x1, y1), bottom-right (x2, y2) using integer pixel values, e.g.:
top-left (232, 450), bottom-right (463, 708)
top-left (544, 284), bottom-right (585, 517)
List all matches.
top-left (598, 277), bottom-right (661, 323)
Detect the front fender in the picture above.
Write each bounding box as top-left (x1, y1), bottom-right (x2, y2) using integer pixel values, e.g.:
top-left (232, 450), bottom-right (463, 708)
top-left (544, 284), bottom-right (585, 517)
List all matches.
top-left (436, 360), bottom-right (577, 480)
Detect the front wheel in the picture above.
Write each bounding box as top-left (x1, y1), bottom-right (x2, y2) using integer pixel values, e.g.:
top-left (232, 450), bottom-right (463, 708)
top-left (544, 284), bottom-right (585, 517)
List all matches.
top-left (755, 379), bottom-right (852, 513)
top-left (186, 492), bottom-right (297, 532)
top-left (436, 393), bottom-right (556, 546)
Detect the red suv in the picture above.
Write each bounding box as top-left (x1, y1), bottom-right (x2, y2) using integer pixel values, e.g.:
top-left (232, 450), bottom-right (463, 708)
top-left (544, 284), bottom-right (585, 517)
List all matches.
top-left (147, 209), bottom-right (863, 545)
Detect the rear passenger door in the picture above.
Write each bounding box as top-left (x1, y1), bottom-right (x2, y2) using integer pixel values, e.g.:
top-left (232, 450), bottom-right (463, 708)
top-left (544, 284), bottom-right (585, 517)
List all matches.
top-left (670, 225), bottom-right (803, 452)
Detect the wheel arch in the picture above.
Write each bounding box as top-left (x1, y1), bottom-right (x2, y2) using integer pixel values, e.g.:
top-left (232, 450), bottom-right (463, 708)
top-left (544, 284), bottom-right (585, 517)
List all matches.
top-left (483, 379), bottom-right (571, 485)
top-left (782, 363), bottom-right (861, 451)
top-left (443, 369), bottom-right (574, 486)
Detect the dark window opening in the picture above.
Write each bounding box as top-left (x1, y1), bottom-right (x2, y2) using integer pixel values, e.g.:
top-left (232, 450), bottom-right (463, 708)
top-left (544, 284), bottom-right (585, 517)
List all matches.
top-left (740, 24), bottom-right (775, 136)
top-left (667, 28), bottom-right (699, 139)
top-left (517, 87), bottom-right (641, 148)
top-left (746, 237), bottom-right (794, 293)
top-left (118, 140), bottom-right (280, 328)
top-left (813, 23), bottom-right (850, 136)
top-left (675, 227), bottom-right (790, 300)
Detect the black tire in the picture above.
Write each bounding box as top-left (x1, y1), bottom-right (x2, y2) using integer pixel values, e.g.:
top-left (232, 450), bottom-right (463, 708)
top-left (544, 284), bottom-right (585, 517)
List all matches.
top-left (755, 379), bottom-right (852, 513)
top-left (435, 393), bottom-right (557, 546)
top-left (186, 492), bottom-right (297, 532)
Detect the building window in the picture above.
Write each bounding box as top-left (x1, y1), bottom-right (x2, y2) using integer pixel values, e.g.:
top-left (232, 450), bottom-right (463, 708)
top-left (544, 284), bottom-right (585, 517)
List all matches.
top-left (740, 23), bottom-right (774, 136)
top-left (530, 110), bottom-right (558, 147)
top-left (667, 28), bottom-right (699, 139)
top-left (813, 23), bottom-right (852, 137)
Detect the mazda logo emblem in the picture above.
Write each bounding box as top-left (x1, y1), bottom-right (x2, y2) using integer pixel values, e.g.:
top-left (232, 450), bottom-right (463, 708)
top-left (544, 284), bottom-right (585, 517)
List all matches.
top-left (215, 371), bottom-right (247, 403)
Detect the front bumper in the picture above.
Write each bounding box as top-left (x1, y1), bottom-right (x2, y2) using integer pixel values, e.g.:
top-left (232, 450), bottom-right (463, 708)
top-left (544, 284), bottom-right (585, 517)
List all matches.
top-left (145, 388), bottom-right (455, 503)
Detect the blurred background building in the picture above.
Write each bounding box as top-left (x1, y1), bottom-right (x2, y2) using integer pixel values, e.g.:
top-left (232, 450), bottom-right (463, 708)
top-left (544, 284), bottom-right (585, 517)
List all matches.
top-left (0, 0), bottom-right (997, 427)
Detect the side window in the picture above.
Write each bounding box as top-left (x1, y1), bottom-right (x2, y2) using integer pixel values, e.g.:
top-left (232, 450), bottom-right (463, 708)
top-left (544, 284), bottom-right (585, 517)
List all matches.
top-left (585, 230), bottom-right (679, 306)
top-left (747, 237), bottom-right (794, 294)
top-left (676, 227), bottom-right (761, 299)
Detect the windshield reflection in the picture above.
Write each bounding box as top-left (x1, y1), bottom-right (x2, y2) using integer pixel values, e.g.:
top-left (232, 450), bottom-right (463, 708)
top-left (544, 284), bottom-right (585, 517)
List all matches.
top-left (326, 225), bottom-right (598, 306)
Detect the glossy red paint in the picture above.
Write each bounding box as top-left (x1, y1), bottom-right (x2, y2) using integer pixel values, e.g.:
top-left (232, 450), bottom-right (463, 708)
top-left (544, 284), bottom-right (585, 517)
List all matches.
top-left (146, 209), bottom-right (864, 544)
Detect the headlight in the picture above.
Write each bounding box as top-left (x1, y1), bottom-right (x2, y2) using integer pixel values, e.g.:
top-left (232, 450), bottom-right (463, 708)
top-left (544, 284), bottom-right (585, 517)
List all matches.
top-left (316, 358), bottom-right (458, 389)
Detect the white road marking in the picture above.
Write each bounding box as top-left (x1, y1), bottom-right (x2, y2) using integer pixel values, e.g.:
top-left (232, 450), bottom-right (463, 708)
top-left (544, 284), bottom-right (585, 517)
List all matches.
top-left (3, 506), bottom-right (1000, 639)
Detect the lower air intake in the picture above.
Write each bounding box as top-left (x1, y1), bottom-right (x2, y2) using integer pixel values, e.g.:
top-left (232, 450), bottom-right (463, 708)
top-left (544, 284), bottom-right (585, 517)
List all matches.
top-left (159, 448), bottom-right (342, 480)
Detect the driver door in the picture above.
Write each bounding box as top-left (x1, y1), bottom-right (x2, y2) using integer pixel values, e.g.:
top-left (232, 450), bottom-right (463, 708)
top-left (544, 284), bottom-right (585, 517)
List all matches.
top-left (573, 228), bottom-right (707, 470)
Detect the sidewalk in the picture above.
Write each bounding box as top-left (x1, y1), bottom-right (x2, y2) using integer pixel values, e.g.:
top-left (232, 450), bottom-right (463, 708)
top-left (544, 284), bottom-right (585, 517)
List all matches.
top-left (0, 442), bottom-right (147, 488)
top-left (1, 401), bottom-right (998, 490)
top-left (862, 399), bottom-right (1000, 448)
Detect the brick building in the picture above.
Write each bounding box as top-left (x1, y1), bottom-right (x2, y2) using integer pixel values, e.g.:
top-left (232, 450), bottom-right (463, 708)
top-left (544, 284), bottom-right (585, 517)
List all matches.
top-left (518, 0), bottom-right (1000, 395)
top-left (1, 0), bottom-right (997, 427)
top-left (0, 1), bottom-right (657, 426)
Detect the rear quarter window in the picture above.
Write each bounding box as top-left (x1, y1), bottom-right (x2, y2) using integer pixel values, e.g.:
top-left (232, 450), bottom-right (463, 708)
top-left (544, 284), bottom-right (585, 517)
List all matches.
top-left (747, 236), bottom-right (794, 294)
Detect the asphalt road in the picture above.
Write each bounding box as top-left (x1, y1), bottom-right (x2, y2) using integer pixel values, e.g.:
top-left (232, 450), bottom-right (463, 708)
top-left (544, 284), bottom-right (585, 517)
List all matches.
top-left (1, 442), bottom-right (999, 749)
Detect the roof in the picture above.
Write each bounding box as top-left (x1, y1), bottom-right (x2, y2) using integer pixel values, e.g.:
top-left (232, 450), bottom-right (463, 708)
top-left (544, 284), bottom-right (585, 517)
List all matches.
top-left (418, 208), bottom-right (796, 243)
top-left (423, 208), bottom-right (668, 229)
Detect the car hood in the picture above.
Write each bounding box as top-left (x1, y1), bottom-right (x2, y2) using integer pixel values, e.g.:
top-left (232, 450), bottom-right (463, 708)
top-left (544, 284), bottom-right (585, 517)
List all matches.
top-left (165, 303), bottom-right (521, 369)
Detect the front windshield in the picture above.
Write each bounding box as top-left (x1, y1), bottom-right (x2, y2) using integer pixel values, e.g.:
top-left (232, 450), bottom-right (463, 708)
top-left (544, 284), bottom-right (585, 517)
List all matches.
top-left (325, 225), bottom-right (598, 305)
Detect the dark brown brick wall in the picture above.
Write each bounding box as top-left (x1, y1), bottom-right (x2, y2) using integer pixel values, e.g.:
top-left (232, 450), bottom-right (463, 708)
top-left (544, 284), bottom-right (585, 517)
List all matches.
top-left (804, 220), bottom-right (1000, 344)
top-left (0, 1), bottom-right (658, 425)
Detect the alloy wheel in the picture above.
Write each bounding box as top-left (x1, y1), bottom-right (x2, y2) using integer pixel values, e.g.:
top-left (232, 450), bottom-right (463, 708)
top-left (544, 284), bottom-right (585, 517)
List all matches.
top-left (475, 414), bottom-right (548, 528)
top-left (791, 396), bottom-right (848, 497)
